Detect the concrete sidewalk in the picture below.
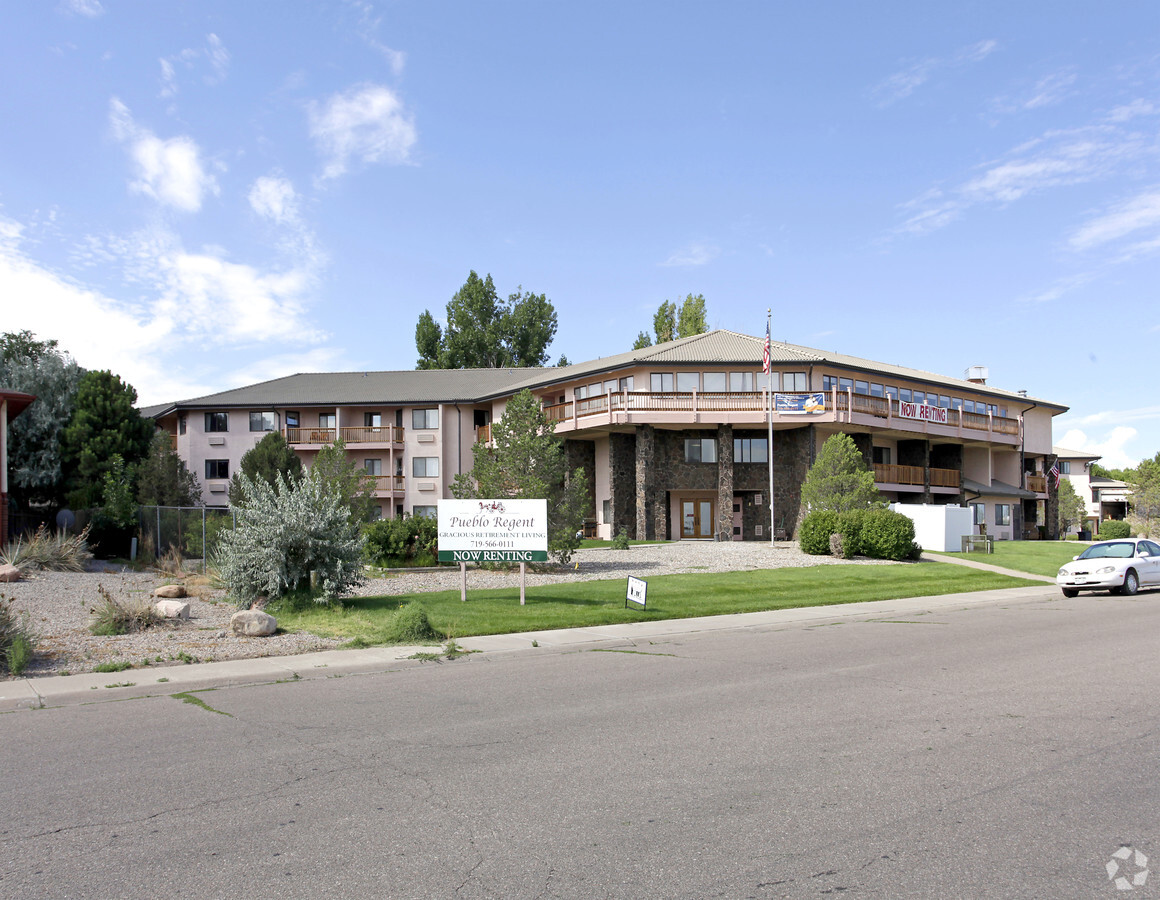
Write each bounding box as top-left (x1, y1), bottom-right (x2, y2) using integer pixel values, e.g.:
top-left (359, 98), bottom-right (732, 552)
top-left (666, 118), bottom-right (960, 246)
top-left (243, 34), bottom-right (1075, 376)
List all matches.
top-left (0, 576), bottom-right (1053, 713)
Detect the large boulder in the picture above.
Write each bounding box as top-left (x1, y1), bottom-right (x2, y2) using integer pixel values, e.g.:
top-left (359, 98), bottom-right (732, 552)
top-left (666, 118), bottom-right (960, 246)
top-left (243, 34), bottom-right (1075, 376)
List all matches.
top-left (155, 600), bottom-right (190, 619)
top-left (230, 609), bottom-right (277, 637)
top-left (0, 564), bottom-right (21, 583)
top-left (154, 583), bottom-right (187, 599)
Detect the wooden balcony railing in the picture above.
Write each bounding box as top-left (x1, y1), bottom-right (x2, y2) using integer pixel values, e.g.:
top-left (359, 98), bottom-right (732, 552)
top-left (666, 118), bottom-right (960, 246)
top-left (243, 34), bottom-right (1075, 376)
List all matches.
top-left (286, 426), bottom-right (403, 444)
top-left (476, 424), bottom-right (491, 444)
top-left (1027, 474), bottom-right (1047, 493)
top-left (367, 474), bottom-right (405, 493)
top-left (873, 464), bottom-right (961, 489)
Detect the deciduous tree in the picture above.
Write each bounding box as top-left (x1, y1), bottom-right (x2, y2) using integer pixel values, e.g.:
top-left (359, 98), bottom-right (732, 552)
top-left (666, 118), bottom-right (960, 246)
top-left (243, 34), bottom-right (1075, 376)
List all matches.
top-left (1056, 477), bottom-right (1085, 534)
top-left (451, 389), bottom-right (588, 564)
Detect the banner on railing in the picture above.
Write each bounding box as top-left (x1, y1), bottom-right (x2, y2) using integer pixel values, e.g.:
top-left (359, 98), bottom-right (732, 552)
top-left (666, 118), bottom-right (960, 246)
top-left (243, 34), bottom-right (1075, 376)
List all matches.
top-left (775, 393), bottom-right (826, 415)
top-left (898, 401), bottom-right (949, 424)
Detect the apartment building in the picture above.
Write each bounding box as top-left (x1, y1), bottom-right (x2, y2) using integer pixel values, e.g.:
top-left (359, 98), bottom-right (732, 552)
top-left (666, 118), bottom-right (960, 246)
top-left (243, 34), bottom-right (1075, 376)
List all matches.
top-left (1053, 446), bottom-right (1130, 532)
top-left (148, 330), bottom-right (1068, 541)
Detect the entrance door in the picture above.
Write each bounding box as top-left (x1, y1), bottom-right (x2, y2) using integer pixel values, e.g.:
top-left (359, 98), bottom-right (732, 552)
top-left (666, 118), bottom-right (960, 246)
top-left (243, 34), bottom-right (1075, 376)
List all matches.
top-left (682, 499), bottom-right (714, 539)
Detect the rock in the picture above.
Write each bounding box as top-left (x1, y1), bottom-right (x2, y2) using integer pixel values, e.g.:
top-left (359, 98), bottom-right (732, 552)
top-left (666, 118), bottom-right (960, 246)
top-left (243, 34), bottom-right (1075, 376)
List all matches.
top-left (0, 564), bottom-right (22, 583)
top-left (155, 600), bottom-right (190, 619)
top-left (230, 609), bottom-right (277, 637)
top-left (154, 583), bottom-right (187, 599)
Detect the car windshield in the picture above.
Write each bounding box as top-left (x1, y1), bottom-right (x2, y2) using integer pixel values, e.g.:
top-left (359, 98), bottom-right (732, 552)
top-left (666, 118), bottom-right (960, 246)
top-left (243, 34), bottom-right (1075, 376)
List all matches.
top-left (1078, 542), bottom-right (1136, 560)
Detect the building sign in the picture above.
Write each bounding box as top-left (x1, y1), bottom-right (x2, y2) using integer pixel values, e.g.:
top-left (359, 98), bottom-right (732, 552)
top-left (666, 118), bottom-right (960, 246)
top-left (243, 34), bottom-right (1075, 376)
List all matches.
top-left (775, 393), bottom-right (826, 415)
top-left (437, 499), bottom-right (549, 562)
top-left (626, 575), bottom-right (647, 608)
top-left (898, 401), bottom-right (949, 424)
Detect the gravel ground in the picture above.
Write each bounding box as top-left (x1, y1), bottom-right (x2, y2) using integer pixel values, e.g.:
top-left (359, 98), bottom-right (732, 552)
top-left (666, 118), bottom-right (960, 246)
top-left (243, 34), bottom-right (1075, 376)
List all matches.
top-left (2, 542), bottom-right (895, 678)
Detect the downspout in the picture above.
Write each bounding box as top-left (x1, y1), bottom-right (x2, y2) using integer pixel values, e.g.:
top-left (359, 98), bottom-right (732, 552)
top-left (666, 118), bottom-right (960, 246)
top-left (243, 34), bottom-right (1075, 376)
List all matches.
top-left (455, 404), bottom-right (462, 478)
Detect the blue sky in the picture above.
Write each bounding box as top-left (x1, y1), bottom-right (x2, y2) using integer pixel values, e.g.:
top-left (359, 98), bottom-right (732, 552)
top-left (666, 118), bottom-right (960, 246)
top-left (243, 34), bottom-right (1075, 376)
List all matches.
top-left (3, 2), bottom-right (1160, 468)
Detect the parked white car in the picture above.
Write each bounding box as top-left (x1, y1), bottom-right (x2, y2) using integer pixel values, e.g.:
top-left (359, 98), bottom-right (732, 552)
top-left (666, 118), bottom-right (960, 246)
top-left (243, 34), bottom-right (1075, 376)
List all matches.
top-left (1056, 538), bottom-right (1160, 597)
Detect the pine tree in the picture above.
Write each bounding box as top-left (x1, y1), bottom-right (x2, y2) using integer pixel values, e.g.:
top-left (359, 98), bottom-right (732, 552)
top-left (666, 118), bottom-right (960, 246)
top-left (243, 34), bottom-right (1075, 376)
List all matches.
top-left (800, 433), bottom-right (882, 513)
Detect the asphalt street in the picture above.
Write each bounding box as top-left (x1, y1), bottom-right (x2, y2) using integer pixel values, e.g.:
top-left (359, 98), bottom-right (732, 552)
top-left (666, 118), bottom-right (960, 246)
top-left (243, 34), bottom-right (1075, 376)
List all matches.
top-left (2, 584), bottom-right (1158, 898)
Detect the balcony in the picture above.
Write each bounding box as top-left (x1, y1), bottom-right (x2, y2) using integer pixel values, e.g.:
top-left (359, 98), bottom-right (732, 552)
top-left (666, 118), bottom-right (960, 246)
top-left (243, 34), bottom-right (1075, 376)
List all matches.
top-left (1027, 474), bottom-right (1047, 493)
top-left (476, 424), bottom-right (491, 444)
top-left (543, 390), bottom-right (1021, 444)
top-left (286, 426), bottom-right (404, 445)
top-left (873, 464), bottom-right (961, 490)
top-left (366, 474), bottom-right (405, 496)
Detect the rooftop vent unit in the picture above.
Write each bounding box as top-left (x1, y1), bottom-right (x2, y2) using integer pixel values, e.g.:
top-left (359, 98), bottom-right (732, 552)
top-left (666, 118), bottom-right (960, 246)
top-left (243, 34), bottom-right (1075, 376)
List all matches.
top-left (965, 365), bottom-right (989, 384)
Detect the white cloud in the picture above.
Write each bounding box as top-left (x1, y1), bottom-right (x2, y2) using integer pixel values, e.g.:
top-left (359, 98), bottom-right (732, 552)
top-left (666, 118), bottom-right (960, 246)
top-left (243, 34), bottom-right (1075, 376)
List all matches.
top-left (159, 34), bottom-right (231, 100)
top-left (109, 98), bottom-right (219, 212)
top-left (1057, 425), bottom-right (1142, 469)
top-left (60, 0), bottom-right (104, 17)
top-left (660, 243), bottom-right (719, 267)
top-left (0, 214), bottom-right (329, 405)
top-left (1069, 187), bottom-right (1160, 250)
top-left (1107, 99), bottom-right (1156, 122)
top-left (1018, 272), bottom-right (1095, 304)
top-left (249, 175), bottom-right (300, 224)
top-left (309, 83), bottom-right (416, 180)
top-left (1023, 70), bottom-right (1077, 110)
top-left (871, 39), bottom-right (997, 106)
top-left (347, 0), bottom-right (406, 76)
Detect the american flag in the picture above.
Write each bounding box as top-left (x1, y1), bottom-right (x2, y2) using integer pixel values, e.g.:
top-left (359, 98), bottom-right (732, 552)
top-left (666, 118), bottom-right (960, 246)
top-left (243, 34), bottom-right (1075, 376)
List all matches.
top-left (1048, 462), bottom-right (1060, 487)
top-left (762, 321), bottom-right (771, 374)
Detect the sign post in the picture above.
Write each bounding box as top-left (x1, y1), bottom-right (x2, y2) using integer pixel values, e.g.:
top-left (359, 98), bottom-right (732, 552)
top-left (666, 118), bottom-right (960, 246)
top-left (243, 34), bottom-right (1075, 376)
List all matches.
top-left (438, 499), bottom-right (549, 603)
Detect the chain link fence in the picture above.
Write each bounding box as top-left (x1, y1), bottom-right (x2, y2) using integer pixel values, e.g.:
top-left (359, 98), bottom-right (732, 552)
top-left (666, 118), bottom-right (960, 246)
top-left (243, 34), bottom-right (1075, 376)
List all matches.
top-left (138, 506), bottom-right (236, 573)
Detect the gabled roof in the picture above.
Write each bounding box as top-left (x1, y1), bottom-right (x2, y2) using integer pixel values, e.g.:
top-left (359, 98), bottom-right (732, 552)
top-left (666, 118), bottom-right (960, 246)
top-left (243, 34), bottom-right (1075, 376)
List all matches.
top-left (1053, 446), bottom-right (1100, 462)
top-left (963, 477), bottom-right (1038, 499)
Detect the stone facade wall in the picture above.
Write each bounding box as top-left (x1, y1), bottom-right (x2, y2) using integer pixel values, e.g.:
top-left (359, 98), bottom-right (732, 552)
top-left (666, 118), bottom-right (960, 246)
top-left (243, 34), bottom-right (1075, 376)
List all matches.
top-left (563, 439), bottom-right (597, 519)
top-left (609, 433), bottom-right (636, 539)
top-left (716, 424), bottom-right (734, 540)
top-left (635, 425), bottom-right (656, 540)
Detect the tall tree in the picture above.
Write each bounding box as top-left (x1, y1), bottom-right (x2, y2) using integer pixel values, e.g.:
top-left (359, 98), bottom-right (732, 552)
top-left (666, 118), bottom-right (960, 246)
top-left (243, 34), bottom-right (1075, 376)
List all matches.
top-left (1128, 452), bottom-right (1160, 536)
top-left (414, 271), bottom-right (558, 369)
top-left (632, 331), bottom-right (652, 350)
top-left (61, 370), bottom-right (152, 509)
top-left (800, 433), bottom-right (883, 513)
top-left (1056, 477), bottom-right (1085, 534)
top-left (137, 430), bottom-right (202, 507)
top-left (653, 301), bottom-right (677, 344)
top-left (676, 293), bottom-right (709, 338)
top-left (451, 389), bottom-right (589, 565)
top-left (228, 432), bottom-right (303, 504)
top-left (0, 331), bottom-right (84, 507)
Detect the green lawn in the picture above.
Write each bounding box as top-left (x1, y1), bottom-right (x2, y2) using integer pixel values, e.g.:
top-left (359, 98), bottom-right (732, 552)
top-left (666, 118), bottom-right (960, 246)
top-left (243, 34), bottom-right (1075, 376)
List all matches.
top-left (965, 541), bottom-right (1087, 578)
top-left (275, 561), bottom-right (1040, 645)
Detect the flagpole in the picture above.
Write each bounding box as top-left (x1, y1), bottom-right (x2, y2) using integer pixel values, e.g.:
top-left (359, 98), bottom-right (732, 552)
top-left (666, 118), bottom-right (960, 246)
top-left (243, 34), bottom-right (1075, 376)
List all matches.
top-left (766, 309), bottom-right (775, 545)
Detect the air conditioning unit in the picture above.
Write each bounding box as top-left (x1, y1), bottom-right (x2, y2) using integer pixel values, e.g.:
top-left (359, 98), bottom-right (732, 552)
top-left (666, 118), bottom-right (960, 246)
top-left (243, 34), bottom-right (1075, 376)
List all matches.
top-left (965, 366), bottom-right (989, 384)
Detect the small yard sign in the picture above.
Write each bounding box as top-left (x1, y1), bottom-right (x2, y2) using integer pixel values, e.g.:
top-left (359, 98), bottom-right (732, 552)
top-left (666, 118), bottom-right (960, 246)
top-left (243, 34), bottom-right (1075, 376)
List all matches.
top-left (626, 575), bottom-right (647, 609)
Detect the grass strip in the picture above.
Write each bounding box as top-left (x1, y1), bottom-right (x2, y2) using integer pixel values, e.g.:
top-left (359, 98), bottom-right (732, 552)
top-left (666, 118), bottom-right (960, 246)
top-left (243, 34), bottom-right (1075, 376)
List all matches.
top-left (274, 561), bottom-right (1040, 646)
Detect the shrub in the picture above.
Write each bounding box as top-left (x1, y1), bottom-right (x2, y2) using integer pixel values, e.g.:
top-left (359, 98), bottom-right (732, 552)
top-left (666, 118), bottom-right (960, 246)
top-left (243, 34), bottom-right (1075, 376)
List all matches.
top-left (858, 508), bottom-right (919, 560)
top-left (183, 511), bottom-right (234, 559)
top-left (88, 584), bottom-right (159, 635)
top-left (799, 511), bottom-right (840, 555)
top-left (363, 515), bottom-right (439, 567)
top-left (215, 468), bottom-right (366, 608)
top-left (0, 595), bottom-right (35, 676)
top-left (836, 509), bottom-right (869, 556)
top-left (611, 527), bottom-right (630, 550)
top-left (1097, 520), bottom-right (1132, 540)
top-left (385, 601), bottom-right (440, 643)
top-left (1, 525), bottom-right (93, 571)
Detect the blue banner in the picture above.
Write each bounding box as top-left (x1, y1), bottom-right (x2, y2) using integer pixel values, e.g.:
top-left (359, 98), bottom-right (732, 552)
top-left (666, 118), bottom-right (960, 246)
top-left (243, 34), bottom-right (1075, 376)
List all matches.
top-left (775, 393), bottom-right (826, 415)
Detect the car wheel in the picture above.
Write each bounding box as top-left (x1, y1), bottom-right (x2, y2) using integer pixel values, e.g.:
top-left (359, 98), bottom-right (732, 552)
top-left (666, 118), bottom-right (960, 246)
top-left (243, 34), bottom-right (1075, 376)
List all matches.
top-left (1062, 588), bottom-right (1079, 598)
top-left (1123, 569), bottom-right (1140, 596)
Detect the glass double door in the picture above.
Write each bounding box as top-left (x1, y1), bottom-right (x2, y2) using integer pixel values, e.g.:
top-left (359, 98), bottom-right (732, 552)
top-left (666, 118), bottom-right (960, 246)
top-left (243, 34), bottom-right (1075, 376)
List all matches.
top-left (682, 499), bottom-right (714, 539)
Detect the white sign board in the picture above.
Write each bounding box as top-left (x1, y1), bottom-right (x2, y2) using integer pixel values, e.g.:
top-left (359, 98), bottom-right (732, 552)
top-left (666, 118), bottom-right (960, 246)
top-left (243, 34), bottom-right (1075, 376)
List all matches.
top-left (898, 401), bottom-right (949, 424)
top-left (438, 499), bottom-right (548, 563)
top-left (626, 575), bottom-right (648, 608)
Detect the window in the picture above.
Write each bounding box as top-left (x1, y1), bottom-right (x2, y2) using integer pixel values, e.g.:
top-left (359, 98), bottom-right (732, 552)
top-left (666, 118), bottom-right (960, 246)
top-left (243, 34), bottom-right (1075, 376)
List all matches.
top-left (650, 373), bottom-right (674, 392)
top-left (589, 382), bottom-right (602, 396)
top-left (395, 504), bottom-right (404, 519)
top-left (702, 372), bottom-right (727, 392)
top-left (900, 388), bottom-right (912, 403)
top-left (913, 391), bottom-right (927, 406)
top-left (574, 384), bottom-right (588, 400)
top-left (319, 413), bottom-right (336, 429)
top-left (413, 506), bottom-right (438, 518)
top-left (730, 372), bottom-right (755, 392)
top-left (872, 446), bottom-right (891, 465)
top-left (365, 412), bottom-right (382, 428)
top-left (855, 380), bottom-right (869, 395)
top-left (939, 395), bottom-right (951, 408)
top-left (205, 412), bottom-right (228, 433)
top-left (676, 372), bottom-right (699, 392)
top-left (822, 375), bottom-right (839, 392)
top-left (734, 437), bottom-right (768, 463)
top-left (1060, 461), bottom-right (1071, 474)
top-left (971, 503), bottom-right (985, 525)
top-left (684, 438), bottom-right (717, 463)
top-left (364, 458), bottom-right (382, 476)
top-left (178, 415), bottom-right (186, 435)
top-left (413, 457), bottom-right (440, 477)
top-left (618, 376), bottom-right (634, 392)
top-left (869, 383), bottom-right (884, 398)
top-left (395, 457), bottom-right (403, 476)
top-left (604, 380), bottom-right (618, 395)
top-left (763, 372), bottom-right (780, 391)
top-left (951, 398), bottom-right (963, 411)
top-left (884, 386), bottom-right (898, 401)
top-left (996, 504), bottom-right (1011, 527)
top-left (205, 459), bottom-right (229, 480)
top-left (369, 505), bottom-right (383, 521)
top-left (839, 377), bottom-right (853, 393)
top-left (784, 372), bottom-right (807, 391)
top-left (285, 411), bottom-right (300, 429)
top-left (412, 408), bottom-right (439, 429)
top-left (249, 411), bottom-right (277, 432)
top-left (602, 499), bottom-right (611, 523)
top-left (963, 400), bottom-right (975, 414)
